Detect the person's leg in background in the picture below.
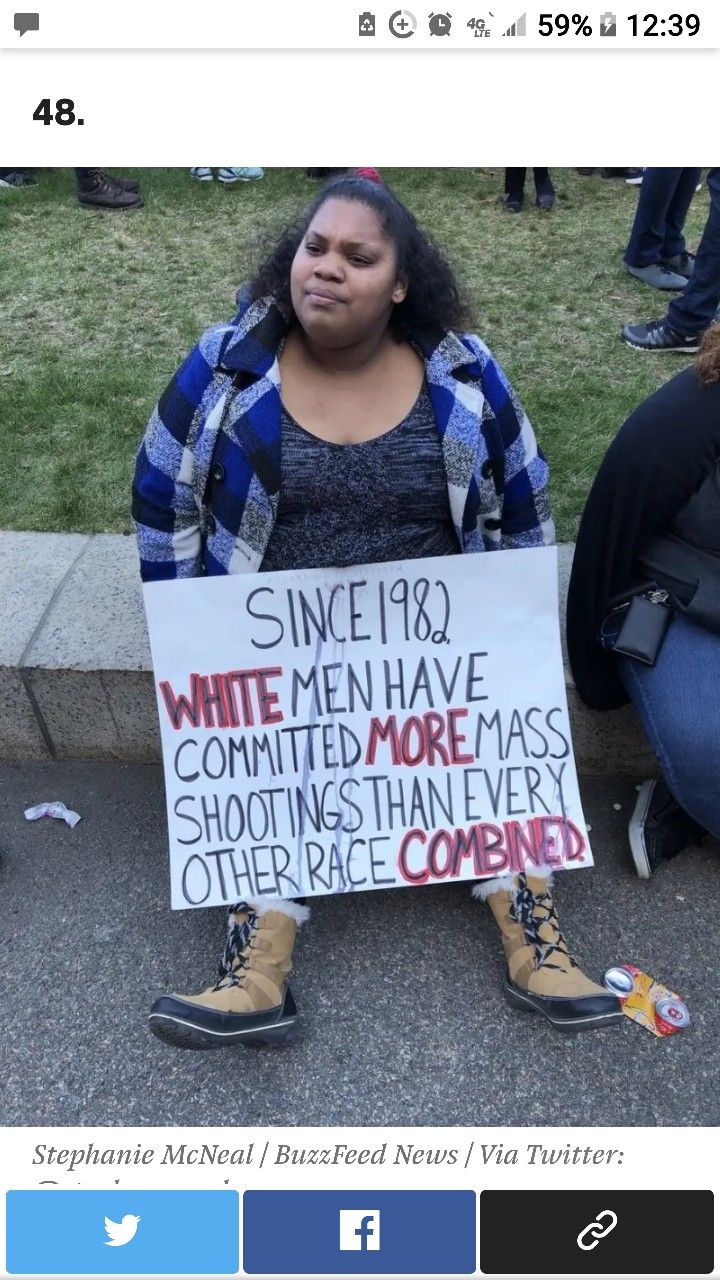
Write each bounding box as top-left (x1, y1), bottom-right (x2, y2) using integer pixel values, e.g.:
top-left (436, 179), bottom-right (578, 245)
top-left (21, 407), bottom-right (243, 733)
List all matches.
top-left (533, 167), bottom-right (555, 210)
top-left (624, 168), bottom-right (720, 350)
top-left (662, 167), bottom-right (703, 274)
top-left (504, 167), bottom-right (526, 213)
top-left (624, 167), bottom-right (693, 288)
top-left (617, 614), bottom-right (720, 876)
top-left (665, 168), bottom-right (720, 337)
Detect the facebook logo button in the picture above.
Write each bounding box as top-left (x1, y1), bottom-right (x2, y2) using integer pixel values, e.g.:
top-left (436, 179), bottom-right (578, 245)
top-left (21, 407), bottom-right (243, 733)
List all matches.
top-left (339, 1209), bottom-right (381, 1251)
top-left (243, 1190), bottom-right (476, 1274)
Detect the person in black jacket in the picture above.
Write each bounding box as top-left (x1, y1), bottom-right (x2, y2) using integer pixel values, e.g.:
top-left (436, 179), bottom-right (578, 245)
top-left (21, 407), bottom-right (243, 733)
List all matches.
top-left (567, 325), bottom-right (720, 877)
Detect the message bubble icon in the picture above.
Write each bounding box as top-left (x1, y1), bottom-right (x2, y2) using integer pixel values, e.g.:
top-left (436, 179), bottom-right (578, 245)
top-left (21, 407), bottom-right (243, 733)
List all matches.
top-left (14, 12), bottom-right (40, 36)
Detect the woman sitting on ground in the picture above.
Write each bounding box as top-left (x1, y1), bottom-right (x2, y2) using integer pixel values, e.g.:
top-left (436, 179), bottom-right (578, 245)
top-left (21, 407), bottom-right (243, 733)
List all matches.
top-left (133, 175), bottom-right (622, 1049)
top-left (567, 325), bottom-right (720, 877)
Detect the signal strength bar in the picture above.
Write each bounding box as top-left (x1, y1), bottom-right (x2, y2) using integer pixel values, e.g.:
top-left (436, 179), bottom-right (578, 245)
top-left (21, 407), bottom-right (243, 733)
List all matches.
top-left (503, 12), bottom-right (527, 35)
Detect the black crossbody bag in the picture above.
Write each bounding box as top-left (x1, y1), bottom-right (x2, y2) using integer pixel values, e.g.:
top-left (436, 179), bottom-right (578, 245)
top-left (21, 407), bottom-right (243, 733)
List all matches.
top-left (600, 586), bottom-right (674, 666)
top-left (600, 530), bottom-right (720, 666)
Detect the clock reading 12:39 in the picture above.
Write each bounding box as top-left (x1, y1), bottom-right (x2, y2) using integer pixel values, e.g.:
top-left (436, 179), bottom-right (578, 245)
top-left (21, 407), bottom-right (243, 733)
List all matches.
top-left (628, 13), bottom-right (701, 36)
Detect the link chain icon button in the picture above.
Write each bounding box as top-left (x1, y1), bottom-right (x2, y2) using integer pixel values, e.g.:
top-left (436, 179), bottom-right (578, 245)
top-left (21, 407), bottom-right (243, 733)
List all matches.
top-left (480, 1190), bottom-right (714, 1274)
top-left (577, 1209), bottom-right (618, 1252)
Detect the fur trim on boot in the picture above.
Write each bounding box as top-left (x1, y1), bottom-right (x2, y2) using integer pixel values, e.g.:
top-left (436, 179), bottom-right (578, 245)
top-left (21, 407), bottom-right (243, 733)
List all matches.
top-left (471, 866), bottom-right (553, 902)
top-left (250, 898), bottom-right (310, 925)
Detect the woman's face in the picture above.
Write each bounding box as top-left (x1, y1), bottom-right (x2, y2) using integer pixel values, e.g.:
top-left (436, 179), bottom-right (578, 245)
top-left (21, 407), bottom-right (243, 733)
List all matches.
top-left (290, 197), bottom-right (407, 348)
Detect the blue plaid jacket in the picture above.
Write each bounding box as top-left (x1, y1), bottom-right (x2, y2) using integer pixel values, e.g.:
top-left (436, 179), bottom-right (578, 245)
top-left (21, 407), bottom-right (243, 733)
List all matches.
top-left (132, 294), bottom-right (554, 582)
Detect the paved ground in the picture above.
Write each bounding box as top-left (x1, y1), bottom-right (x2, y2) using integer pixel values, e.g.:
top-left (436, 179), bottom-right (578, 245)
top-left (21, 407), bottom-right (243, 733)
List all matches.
top-left (1, 762), bottom-right (718, 1128)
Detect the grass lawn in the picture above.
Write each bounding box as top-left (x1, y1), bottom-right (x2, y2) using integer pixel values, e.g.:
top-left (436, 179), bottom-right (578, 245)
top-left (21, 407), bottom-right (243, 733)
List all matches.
top-left (0, 166), bottom-right (711, 541)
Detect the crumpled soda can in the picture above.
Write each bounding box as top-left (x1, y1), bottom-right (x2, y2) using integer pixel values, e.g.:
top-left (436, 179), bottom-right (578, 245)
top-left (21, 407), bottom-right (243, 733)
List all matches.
top-left (603, 965), bottom-right (635, 997)
top-left (655, 996), bottom-right (691, 1033)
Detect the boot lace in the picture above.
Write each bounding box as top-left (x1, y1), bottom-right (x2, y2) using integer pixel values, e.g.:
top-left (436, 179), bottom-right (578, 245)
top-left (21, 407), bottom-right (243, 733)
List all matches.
top-left (79, 168), bottom-right (123, 195)
top-left (509, 875), bottom-right (579, 973)
top-left (79, 168), bottom-right (105, 189)
top-left (213, 903), bottom-right (259, 990)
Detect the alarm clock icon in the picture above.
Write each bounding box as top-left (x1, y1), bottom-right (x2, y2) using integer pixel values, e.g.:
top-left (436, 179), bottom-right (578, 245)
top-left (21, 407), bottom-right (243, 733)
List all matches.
top-left (429, 12), bottom-right (452, 36)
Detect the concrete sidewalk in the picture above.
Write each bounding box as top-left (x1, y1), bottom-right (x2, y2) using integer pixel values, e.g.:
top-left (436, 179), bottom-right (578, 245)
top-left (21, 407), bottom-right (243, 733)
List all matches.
top-left (1, 761), bottom-right (717, 1128)
top-left (1, 532), bottom-right (656, 773)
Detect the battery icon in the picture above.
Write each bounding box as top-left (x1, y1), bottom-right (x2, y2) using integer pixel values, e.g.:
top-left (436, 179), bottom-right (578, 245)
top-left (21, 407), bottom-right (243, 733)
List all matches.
top-left (600, 11), bottom-right (617, 36)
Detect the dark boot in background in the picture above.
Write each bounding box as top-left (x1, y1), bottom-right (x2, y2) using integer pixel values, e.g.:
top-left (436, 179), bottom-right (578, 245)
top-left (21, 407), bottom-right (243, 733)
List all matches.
top-left (75, 168), bottom-right (142, 208)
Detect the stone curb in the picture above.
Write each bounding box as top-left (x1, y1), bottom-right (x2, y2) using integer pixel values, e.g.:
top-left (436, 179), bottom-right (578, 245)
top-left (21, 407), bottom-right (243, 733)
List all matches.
top-left (0, 532), bottom-right (657, 773)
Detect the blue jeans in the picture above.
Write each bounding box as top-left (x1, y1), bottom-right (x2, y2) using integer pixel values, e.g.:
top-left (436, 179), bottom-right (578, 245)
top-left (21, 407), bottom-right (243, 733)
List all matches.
top-left (667, 167), bottom-right (720, 335)
top-left (624, 167), bottom-right (702, 268)
top-left (618, 615), bottom-right (720, 839)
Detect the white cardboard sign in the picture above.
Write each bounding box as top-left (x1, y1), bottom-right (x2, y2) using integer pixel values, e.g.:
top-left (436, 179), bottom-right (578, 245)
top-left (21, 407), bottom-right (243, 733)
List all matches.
top-left (143, 548), bottom-right (592, 909)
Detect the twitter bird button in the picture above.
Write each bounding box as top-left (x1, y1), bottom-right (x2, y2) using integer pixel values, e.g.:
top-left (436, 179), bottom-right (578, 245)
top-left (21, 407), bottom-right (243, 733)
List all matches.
top-left (104, 1213), bottom-right (141, 1246)
top-left (6, 1190), bottom-right (238, 1273)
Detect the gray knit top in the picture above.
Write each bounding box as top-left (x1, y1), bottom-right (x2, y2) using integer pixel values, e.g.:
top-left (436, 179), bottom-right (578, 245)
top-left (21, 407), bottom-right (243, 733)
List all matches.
top-left (260, 385), bottom-right (460, 572)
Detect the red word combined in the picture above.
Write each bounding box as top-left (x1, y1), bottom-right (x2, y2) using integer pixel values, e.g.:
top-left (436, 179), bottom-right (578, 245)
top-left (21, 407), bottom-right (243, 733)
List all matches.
top-left (365, 709), bottom-right (473, 767)
top-left (398, 817), bottom-right (587, 883)
top-left (159, 668), bottom-right (284, 730)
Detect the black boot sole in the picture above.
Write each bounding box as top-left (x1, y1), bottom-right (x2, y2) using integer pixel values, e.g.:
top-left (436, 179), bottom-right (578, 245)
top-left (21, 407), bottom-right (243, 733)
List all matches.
top-left (77, 195), bottom-right (143, 210)
top-left (148, 987), bottom-right (298, 1050)
top-left (504, 979), bottom-right (624, 1033)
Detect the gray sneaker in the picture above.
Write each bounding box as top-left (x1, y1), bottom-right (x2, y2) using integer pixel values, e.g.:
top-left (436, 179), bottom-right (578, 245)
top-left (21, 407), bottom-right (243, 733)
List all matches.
top-left (0, 169), bottom-right (37, 187)
top-left (626, 262), bottom-right (689, 290)
top-left (622, 318), bottom-right (701, 353)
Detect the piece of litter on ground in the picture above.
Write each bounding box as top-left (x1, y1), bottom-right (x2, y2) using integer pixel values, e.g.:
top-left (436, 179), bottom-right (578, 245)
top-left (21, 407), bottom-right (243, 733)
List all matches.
top-left (24, 801), bottom-right (81, 829)
top-left (613, 803), bottom-right (622, 811)
top-left (676, 894), bottom-right (686, 902)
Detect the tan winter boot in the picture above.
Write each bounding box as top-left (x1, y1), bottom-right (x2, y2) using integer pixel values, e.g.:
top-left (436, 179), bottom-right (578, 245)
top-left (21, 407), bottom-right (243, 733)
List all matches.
top-left (149, 899), bottom-right (308, 1049)
top-left (477, 872), bottom-right (623, 1032)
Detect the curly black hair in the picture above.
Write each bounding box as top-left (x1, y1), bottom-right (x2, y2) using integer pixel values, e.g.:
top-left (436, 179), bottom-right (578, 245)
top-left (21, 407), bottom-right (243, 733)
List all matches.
top-left (249, 176), bottom-right (469, 337)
